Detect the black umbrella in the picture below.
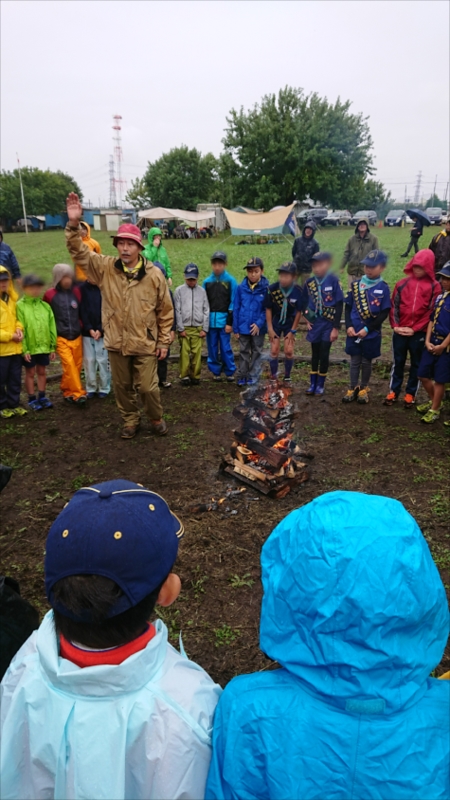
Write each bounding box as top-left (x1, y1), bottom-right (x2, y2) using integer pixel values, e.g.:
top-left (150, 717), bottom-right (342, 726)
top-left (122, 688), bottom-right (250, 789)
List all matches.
top-left (407, 209), bottom-right (431, 226)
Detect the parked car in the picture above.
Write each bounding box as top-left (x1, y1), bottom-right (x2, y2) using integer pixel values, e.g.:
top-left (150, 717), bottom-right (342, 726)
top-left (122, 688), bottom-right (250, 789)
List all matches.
top-left (426, 207), bottom-right (444, 225)
top-left (323, 210), bottom-right (352, 226)
top-left (440, 210), bottom-right (449, 224)
top-left (384, 209), bottom-right (407, 227)
top-left (296, 207), bottom-right (329, 225)
top-left (405, 215), bottom-right (414, 224)
top-left (351, 210), bottom-right (377, 227)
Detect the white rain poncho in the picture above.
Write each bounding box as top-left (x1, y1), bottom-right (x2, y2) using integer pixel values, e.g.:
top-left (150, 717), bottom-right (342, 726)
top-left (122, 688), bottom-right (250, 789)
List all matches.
top-left (1, 612), bottom-right (221, 800)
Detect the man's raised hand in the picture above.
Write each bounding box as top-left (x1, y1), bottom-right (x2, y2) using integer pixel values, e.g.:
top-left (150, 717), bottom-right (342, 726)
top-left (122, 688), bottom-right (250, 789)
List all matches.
top-left (66, 193), bottom-right (83, 226)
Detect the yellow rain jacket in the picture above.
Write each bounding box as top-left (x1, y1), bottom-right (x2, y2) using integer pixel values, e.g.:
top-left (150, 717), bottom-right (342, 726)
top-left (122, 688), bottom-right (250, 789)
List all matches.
top-left (75, 222), bottom-right (102, 281)
top-left (0, 266), bottom-right (23, 356)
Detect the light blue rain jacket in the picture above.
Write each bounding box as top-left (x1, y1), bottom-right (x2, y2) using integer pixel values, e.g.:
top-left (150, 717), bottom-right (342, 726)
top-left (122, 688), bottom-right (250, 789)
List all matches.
top-left (1, 612), bottom-right (221, 800)
top-left (206, 491), bottom-right (450, 800)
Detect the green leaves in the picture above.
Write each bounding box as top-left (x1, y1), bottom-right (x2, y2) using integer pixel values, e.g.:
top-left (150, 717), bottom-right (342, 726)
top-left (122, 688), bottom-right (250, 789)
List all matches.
top-left (0, 168), bottom-right (82, 220)
top-left (129, 146), bottom-right (219, 210)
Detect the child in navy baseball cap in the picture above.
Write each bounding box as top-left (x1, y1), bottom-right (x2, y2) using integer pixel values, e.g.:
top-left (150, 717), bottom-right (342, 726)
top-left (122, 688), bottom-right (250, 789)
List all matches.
top-left (1, 479), bottom-right (221, 800)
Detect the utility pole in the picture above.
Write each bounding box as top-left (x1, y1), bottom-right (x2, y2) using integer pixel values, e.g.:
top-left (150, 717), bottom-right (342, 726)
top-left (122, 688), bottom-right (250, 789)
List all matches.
top-left (413, 171), bottom-right (422, 206)
top-left (16, 153), bottom-right (28, 234)
top-left (432, 174), bottom-right (437, 205)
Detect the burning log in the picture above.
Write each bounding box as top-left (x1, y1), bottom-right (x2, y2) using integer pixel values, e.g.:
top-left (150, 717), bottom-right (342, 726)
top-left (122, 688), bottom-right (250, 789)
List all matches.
top-left (222, 380), bottom-right (310, 497)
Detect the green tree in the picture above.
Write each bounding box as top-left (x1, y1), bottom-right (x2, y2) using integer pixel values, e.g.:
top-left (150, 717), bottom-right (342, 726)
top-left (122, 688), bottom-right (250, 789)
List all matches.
top-left (423, 194), bottom-right (447, 211)
top-left (134, 146), bottom-right (219, 210)
top-left (125, 177), bottom-right (152, 209)
top-left (0, 168), bottom-right (82, 220)
top-left (221, 86), bottom-right (378, 210)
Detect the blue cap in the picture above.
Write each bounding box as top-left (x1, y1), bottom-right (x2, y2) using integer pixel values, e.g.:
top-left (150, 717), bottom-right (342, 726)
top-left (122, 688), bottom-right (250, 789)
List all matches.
top-left (153, 260), bottom-right (167, 278)
top-left (184, 262), bottom-right (199, 278)
top-left (361, 249), bottom-right (388, 267)
top-left (277, 261), bottom-right (297, 275)
top-left (45, 479), bottom-right (184, 621)
top-left (311, 251), bottom-right (332, 262)
top-left (211, 250), bottom-right (227, 263)
top-left (245, 256), bottom-right (264, 270)
top-left (436, 261), bottom-right (450, 278)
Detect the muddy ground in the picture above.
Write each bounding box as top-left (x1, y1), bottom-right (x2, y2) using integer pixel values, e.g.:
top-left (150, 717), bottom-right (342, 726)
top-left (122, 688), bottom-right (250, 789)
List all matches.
top-left (1, 358), bottom-right (449, 682)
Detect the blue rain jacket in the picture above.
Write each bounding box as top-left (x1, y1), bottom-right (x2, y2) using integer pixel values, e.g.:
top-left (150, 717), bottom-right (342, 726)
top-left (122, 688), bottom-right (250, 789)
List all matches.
top-left (233, 275), bottom-right (269, 335)
top-left (1, 612), bottom-right (221, 800)
top-left (206, 491), bottom-right (450, 800)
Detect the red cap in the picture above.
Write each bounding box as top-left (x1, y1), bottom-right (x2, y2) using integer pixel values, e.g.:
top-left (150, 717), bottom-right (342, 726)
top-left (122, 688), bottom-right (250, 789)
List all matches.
top-left (112, 224), bottom-right (144, 250)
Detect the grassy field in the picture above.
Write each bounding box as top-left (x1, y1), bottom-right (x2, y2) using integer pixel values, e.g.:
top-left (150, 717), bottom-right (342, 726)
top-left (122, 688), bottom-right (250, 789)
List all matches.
top-left (3, 224), bottom-right (438, 289)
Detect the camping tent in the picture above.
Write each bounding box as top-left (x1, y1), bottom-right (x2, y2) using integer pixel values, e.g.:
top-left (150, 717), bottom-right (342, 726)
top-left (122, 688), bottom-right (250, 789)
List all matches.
top-left (222, 203), bottom-right (297, 236)
top-left (137, 207), bottom-right (216, 226)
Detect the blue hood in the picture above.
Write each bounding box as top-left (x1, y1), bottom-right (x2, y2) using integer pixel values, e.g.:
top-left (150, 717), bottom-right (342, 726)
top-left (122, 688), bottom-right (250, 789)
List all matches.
top-left (260, 491), bottom-right (449, 715)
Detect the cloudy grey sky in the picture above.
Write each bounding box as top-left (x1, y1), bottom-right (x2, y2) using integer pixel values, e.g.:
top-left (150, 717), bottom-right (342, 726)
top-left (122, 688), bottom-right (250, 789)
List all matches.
top-left (2, 0), bottom-right (449, 206)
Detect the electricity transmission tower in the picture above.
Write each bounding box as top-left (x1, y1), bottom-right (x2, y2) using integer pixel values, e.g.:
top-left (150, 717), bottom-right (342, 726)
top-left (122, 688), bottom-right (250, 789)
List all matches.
top-left (112, 115), bottom-right (127, 209)
top-left (109, 156), bottom-right (116, 208)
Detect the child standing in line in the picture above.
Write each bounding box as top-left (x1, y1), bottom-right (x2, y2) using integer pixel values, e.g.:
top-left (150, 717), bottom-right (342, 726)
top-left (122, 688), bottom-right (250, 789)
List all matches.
top-left (143, 228), bottom-right (173, 285)
top-left (302, 252), bottom-right (344, 396)
top-left (0, 266), bottom-right (26, 418)
top-left (264, 261), bottom-right (303, 383)
top-left (79, 278), bottom-right (111, 398)
top-left (385, 250), bottom-right (440, 408)
top-left (17, 274), bottom-right (57, 410)
top-left (342, 250), bottom-right (391, 404)
top-left (43, 264), bottom-right (86, 405)
top-left (74, 222), bottom-right (101, 282)
top-left (416, 262), bottom-right (450, 424)
top-left (234, 257), bottom-right (269, 386)
top-left (203, 251), bottom-right (238, 382)
top-left (174, 263), bottom-right (209, 386)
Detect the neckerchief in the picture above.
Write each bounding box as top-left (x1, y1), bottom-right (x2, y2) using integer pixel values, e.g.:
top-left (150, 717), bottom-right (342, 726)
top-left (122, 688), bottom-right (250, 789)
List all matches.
top-left (121, 256), bottom-right (144, 280)
top-left (431, 291), bottom-right (450, 343)
top-left (279, 285), bottom-right (294, 324)
top-left (248, 278), bottom-right (260, 292)
top-left (307, 275), bottom-right (336, 321)
top-left (359, 275), bottom-right (382, 291)
top-left (352, 279), bottom-right (381, 321)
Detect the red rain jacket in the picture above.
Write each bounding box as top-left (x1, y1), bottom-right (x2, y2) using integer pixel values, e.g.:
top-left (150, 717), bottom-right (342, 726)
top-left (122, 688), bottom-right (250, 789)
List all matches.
top-left (390, 250), bottom-right (440, 332)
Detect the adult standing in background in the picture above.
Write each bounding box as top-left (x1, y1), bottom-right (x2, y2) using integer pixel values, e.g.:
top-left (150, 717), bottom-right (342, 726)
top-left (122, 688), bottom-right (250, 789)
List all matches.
top-left (428, 217), bottom-right (450, 274)
top-left (0, 231), bottom-right (21, 283)
top-left (65, 193), bottom-right (174, 440)
top-left (292, 220), bottom-right (320, 286)
top-left (339, 218), bottom-right (379, 289)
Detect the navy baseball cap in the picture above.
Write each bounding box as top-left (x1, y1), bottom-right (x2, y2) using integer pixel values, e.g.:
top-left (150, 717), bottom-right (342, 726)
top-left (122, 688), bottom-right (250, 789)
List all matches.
top-left (245, 257), bottom-right (264, 270)
top-left (436, 261), bottom-right (450, 278)
top-left (311, 251), bottom-right (332, 263)
top-left (45, 479), bottom-right (184, 621)
top-left (22, 273), bottom-right (45, 287)
top-left (277, 261), bottom-right (297, 275)
top-left (361, 250), bottom-right (388, 267)
top-left (184, 262), bottom-right (199, 278)
top-left (211, 250), bottom-right (227, 263)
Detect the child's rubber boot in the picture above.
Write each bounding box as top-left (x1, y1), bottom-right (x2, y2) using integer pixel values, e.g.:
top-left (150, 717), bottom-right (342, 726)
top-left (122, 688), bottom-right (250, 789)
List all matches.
top-left (421, 408), bottom-right (440, 424)
top-left (383, 391), bottom-right (397, 406)
top-left (305, 372), bottom-right (318, 395)
top-left (403, 393), bottom-right (415, 408)
top-left (342, 386), bottom-right (359, 403)
top-left (357, 387), bottom-right (371, 404)
top-left (314, 374), bottom-right (326, 396)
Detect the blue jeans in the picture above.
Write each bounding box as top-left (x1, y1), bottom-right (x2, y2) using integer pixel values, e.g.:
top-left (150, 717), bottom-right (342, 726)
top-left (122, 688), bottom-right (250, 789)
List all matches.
top-left (390, 331), bottom-right (426, 397)
top-left (206, 328), bottom-right (236, 376)
top-left (82, 337), bottom-right (111, 394)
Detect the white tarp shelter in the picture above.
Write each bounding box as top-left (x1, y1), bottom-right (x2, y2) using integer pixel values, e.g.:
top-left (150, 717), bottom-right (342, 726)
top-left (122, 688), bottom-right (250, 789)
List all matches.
top-left (222, 203), bottom-right (296, 236)
top-left (137, 207), bottom-right (216, 226)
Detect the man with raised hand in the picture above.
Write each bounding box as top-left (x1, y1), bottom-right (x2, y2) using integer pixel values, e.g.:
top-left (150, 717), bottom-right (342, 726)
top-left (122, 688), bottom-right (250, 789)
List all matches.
top-left (65, 193), bottom-right (173, 439)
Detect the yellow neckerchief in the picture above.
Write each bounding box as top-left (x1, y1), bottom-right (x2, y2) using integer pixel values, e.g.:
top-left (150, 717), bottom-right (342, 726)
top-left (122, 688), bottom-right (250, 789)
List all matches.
top-left (248, 278), bottom-right (261, 291)
top-left (431, 290), bottom-right (450, 341)
top-left (121, 257), bottom-right (144, 279)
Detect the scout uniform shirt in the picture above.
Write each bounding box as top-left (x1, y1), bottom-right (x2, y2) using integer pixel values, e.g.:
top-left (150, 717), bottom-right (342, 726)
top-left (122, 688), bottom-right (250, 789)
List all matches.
top-left (303, 273), bottom-right (344, 343)
top-left (345, 277), bottom-right (391, 359)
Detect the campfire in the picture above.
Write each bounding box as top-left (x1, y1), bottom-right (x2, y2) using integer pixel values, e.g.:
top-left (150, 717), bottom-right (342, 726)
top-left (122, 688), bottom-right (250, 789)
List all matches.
top-left (221, 381), bottom-right (311, 498)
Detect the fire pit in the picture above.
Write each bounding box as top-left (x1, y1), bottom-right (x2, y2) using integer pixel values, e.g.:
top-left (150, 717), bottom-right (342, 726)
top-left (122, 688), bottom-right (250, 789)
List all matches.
top-left (221, 381), bottom-right (311, 498)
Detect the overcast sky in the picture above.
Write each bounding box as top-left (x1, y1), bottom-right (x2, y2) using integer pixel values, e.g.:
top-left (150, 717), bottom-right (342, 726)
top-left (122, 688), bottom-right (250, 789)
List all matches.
top-left (2, 0), bottom-right (449, 207)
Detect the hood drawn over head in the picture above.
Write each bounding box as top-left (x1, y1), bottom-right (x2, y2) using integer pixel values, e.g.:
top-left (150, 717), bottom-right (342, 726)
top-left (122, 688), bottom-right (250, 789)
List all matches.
top-left (404, 248), bottom-right (436, 280)
top-left (260, 491), bottom-right (449, 715)
top-left (355, 217), bottom-right (370, 234)
top-left (0, 265), bottom-right (17, 301)
top-left (80, 221), bottom-right (92, 238)
top-left (148, 227), bottom-right (163, 245)
top-left (302, 220), bottom-right (317, 236)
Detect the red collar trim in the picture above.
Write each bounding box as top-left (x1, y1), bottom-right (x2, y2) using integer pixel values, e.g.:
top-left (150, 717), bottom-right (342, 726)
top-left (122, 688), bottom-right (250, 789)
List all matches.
top-left (60, 624), bottom-right (156, 668)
